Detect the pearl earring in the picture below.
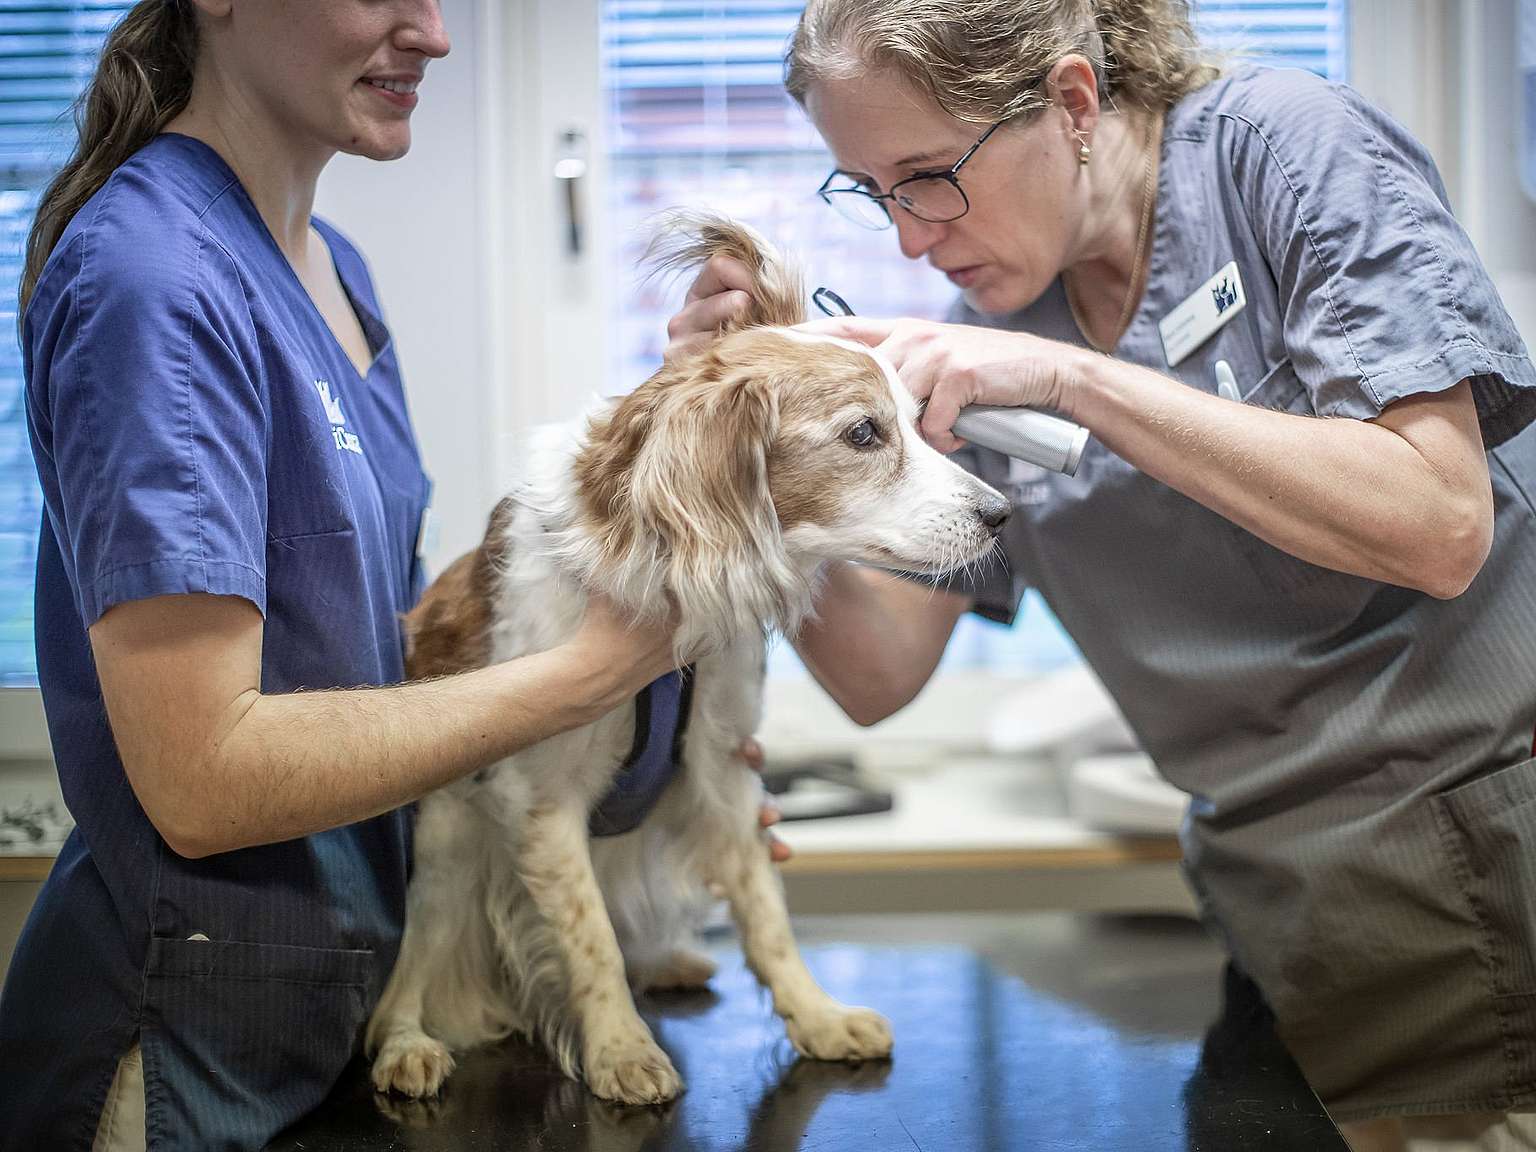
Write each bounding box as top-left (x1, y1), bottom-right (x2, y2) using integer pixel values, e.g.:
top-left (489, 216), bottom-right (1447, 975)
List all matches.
top-left (1078, 140), bottom-right (1092, 165)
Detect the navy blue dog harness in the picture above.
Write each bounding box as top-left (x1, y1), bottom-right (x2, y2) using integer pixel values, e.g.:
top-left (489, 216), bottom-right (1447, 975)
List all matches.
top-left (588, 667), bottom-right (695, 837)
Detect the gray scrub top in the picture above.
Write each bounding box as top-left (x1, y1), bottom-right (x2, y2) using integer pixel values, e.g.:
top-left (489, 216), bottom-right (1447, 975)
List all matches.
top-left (948, 66), bottom-right (1536, 1121)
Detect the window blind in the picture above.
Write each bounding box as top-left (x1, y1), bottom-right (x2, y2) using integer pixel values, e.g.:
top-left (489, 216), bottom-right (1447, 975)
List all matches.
top-left (0, 1), bottom-right (131, 685)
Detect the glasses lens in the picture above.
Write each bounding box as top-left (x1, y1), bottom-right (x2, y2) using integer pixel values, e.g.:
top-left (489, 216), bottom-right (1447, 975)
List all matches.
top-left (893, 177), bottom-right (968, 223)
top-left (823, 190), bottom-right (892, 230)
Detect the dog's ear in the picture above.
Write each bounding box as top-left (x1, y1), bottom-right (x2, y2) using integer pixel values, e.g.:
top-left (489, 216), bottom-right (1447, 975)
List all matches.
top-left (644, 211), bottom-right (805, 332)
top-left (575, 359), bottom-right (802, 638)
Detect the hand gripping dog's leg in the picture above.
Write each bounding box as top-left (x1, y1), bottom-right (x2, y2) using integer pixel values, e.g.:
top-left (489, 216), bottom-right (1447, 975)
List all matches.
top-left (518, 805), bottom-right (684, 1104)
top-left (714, 840), bottom-right (893, 1062)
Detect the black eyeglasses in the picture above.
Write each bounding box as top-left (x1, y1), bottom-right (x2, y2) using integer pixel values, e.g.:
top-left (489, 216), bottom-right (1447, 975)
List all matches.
top-left (817, 120), bottom-right (1007, 230)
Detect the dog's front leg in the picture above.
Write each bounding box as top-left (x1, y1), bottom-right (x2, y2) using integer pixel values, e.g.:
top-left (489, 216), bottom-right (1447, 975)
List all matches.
top-left (518, 805), bottom-right (683, 1104)
top-left (713, 839), bottom-right (893, 1062)
top-left (365, 791), bottom-right (464, 1097)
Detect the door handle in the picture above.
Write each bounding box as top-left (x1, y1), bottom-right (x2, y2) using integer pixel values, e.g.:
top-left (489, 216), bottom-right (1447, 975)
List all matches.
top-left (554, 127), bottom-right (588, 258)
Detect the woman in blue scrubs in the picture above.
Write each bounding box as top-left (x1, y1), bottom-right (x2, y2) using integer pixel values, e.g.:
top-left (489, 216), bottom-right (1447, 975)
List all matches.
top-left (0, 2), bottom-right (695, 1149)
top-left (675, 0), bottom-right (1536, 1147)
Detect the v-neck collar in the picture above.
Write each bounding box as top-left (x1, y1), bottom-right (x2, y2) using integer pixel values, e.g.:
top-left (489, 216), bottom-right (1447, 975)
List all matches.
top-left (157, 132), bottom-right (391, 384)
top-left (1064, 119), bottom-right (1170, 360)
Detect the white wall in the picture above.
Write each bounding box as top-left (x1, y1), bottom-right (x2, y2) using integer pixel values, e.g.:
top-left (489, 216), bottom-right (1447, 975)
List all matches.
top-left (1457, 0), bottom-right (1536, 339)
top-left (1353, 0), bottom-right (1536, 340)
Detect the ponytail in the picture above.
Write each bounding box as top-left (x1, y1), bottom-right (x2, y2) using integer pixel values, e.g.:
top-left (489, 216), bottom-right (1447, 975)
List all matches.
top-left (20, 0), bottom-right (197, 316)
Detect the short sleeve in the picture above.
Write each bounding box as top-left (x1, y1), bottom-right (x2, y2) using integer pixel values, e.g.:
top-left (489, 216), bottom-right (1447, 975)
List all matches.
top-left (1226, 70), bottom-right (1536, 446)
top-left (26, 225), bottom-right (269, 626)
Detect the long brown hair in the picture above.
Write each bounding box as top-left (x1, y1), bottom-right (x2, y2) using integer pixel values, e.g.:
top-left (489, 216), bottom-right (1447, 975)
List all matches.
top-left (19, 0), bottom-right (198, 316)
top-left (785, 0), bottom-right (1219, 125)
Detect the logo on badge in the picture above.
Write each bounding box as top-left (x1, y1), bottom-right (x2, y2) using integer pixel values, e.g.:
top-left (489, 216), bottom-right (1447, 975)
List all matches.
top-left (1211, 275), bottom-right (1238, 315)
top-left (314, 379), bottom-right (363, 455)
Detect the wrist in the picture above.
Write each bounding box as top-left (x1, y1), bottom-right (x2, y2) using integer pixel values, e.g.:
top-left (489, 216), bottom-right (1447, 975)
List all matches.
top-left (520, 643), bottom-right (631, 728)
top-left (1052, 343), bottom-right (1107, 423)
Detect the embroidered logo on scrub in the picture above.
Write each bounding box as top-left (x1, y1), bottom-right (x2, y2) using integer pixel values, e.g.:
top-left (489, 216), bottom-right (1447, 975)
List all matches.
top-left (314, 379), bottom-right (363, 455)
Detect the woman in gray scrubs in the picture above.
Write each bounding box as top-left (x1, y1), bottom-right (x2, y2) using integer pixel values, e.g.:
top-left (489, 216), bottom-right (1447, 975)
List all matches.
top-left (670, 0), bottom-right (1536, 1147)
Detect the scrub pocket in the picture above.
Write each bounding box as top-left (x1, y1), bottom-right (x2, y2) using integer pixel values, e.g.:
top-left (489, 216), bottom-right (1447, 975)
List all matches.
top-left (143, 936), bottom-right (375, 1147)
top-left (1433, 755), bottom-right (1536, 1000)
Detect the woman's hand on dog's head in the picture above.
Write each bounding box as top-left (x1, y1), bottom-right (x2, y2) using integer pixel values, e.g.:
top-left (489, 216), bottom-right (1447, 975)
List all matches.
top-left (665, 254), bottom-right (754, 362)
top-left (797, 316), bottom-right (1083, 453)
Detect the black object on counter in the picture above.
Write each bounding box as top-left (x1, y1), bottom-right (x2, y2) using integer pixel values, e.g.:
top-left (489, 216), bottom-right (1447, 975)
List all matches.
top-left (268, 914), bottom-right (1348, 1151)
top-left (759, 756), bottom-right (894, 821)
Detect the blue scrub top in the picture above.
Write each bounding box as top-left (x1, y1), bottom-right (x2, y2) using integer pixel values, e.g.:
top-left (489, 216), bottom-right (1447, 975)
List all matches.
top-left (1, 134), bottom-right (430, 1151)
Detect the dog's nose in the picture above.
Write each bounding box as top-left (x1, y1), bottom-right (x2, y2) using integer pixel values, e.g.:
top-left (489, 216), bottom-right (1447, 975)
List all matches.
top-left (977, 493), bottom-right (1011, 535)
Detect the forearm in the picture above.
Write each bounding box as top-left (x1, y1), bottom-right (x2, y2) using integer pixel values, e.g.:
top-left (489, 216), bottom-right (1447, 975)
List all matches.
top-left (1067, 353), bottom-right (1493, 597)
top-left (795, 562), bottom-right (967, 726)
top-left (163, 647), bottom-right (625, 857)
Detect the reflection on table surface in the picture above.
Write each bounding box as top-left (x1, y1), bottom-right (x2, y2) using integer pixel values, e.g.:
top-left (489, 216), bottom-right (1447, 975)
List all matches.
top-left (269, 913), bottom-right (1349, 1152)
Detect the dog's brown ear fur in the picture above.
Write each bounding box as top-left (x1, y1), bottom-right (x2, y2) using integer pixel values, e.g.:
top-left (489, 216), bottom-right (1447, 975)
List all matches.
top-left (575, 350), bottom-right (804, 637)
top-left (400, 498), bottom-right (517, 680)
top-left (644, 211), bottom-right (805, 331)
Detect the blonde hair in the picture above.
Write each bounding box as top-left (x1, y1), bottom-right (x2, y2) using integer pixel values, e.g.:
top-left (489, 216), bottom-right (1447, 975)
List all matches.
top-left (20, 0), bottom-right (198, 316)
top-left (785, 0), bottom-right (1219, 125)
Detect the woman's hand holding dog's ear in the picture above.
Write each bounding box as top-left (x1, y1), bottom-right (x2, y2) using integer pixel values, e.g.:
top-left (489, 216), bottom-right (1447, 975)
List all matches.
top-left (665, 254), bottom-right (755, 361)
top-left (797, 317), bottom-right (1091, 453)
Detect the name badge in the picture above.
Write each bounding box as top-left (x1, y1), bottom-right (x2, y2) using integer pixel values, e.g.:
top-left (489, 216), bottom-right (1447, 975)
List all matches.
top-left (1158, 260), bottom-right (1246, 368)
top-left (415, 506), bottom-right (438, 561)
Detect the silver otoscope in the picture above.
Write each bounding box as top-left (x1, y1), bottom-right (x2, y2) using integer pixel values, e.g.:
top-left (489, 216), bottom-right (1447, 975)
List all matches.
top-left (811, 287), bottom-right (1090, 476)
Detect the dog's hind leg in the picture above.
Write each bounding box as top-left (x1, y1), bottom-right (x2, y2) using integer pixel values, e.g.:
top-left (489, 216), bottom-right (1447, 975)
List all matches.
top-left (517, 805), bottom-right (684, 1104)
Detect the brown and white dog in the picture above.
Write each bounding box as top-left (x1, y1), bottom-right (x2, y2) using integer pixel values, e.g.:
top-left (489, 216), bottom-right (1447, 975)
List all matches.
top-left (364, 216), bottom-right (1009, 1105)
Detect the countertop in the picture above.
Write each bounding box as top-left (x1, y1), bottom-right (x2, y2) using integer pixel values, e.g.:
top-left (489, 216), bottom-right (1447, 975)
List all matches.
top-left (267, 912), bottom-right (1347, 1151)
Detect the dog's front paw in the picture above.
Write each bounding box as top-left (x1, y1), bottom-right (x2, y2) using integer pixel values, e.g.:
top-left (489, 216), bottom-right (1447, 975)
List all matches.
top-left (584, 1035), bottom-right (684, 1104)
top-left (371, 1032), bottom-right (456, 1098)
top-left (786, 1005), bottom-right (893, 1062)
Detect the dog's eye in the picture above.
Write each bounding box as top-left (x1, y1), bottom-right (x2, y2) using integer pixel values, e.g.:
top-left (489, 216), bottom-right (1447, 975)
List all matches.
top-left (845, 418), bottom-right (879, 448)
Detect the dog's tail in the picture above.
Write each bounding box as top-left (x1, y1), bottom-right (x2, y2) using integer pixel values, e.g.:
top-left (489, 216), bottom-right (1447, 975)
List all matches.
top-left (643, 210), bottom-right (805, 331)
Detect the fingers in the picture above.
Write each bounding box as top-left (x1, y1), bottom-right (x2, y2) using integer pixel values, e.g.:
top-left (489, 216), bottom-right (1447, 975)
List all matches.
top-left (767, 831), bottom-right (792, 864)
top-left (738, 735), bottom-right (764, 772)
top-left (794, 315), bottom-right (900, 345)
top-left (919, 382), bottom-right (967, 453)
top-left (759, 804), bottom-right (792, 863)
top-left (684, 254), bottom-right (756, 304)
top-left (666, 291), bottom-right (752, 355)
top-left (739, 736), bottom-right (789, 861)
